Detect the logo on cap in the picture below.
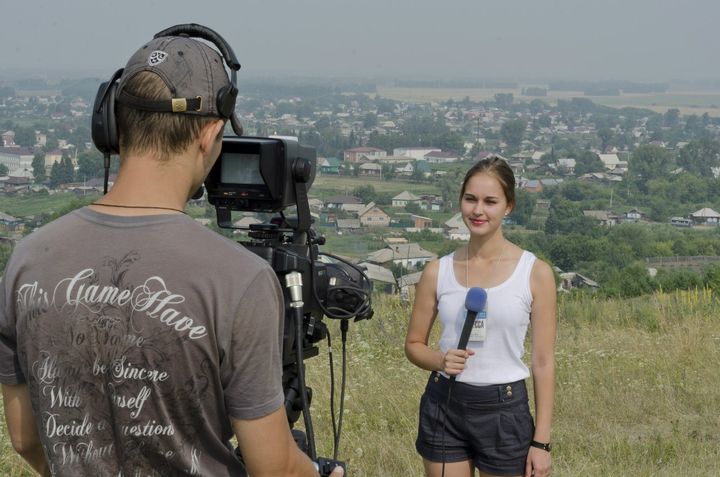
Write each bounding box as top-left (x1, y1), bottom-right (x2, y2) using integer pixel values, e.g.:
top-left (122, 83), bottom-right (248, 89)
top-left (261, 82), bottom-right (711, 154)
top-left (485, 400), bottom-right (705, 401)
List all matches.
top-left (147, 50), bottom-right (168, 67)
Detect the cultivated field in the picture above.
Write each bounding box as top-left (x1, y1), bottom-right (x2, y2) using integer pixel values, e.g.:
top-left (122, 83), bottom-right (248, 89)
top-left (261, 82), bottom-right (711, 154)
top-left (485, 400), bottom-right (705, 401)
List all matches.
top-left (2, 290), bottom-right (718, 476)
top-left (311, 176), bottom-right (441, 201)
top-left (376, 86), bottom-right (720, 117)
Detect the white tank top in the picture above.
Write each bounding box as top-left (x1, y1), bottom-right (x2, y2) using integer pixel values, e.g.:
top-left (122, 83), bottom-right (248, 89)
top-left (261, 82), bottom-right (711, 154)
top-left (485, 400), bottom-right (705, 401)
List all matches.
top-left (436, 250), bottom-right (536, 385)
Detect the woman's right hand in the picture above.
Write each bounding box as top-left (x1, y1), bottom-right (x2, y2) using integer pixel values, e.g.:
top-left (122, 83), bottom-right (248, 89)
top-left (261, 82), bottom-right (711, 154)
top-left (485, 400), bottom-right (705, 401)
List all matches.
top-left (441, 348), bottom-right (475, 375)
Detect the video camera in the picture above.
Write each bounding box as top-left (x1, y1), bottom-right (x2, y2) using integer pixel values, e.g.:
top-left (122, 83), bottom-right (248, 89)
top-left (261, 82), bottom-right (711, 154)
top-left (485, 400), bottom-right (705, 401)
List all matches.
top-left (205, 136), bottom-right (374, 474)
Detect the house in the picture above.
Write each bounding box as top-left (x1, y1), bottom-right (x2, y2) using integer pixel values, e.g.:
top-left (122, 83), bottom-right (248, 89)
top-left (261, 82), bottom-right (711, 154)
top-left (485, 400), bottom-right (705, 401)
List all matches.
top-left (0, 212), bottom-right (24, 233)
top-left (357, 202), bottom-right (390, 227)
top-left (419, 194), bottom-right (443, 212)
top-left (394, 162), bottom-right (414, 177)
top-left (393, 147), bottom-right (441, 161)
top-left (0, 146), bottom-right (35, 173)
top-left (415, 160), bottom-right (432, 178)
top-left (391, 191), bottom-right (422, 208)
top-left (531, 151), bottom-right (546, 163)
top-left (232, 216), bottom-right (263, 229)
top-left (335, 218), bottom-right (362, 232)
top-left (583, 210), bottom-right (618, 226)
top-left (598, 153), bottom-right (621, 171)
top-left (398, 270), bottom-right (424, 300)
top-left (690, 207), bottom-right (720, 225)
top-left (357, 262), bottom-right (397, 294)
top-left (556, 158), bottom-right (576, 174)
top-left (343, 147), bottom-right (386, 163)
top-left (358, 162), bottom-right (382, 178)
top-left (377, 155), bottom-right (414, 165)
top-left (522, 179), bottom-right (543, 193)
top-left (318, 157), bottom-right (341, 175)
top-left (44, 149), bottom-right (64, 170)
top-left (1, 131), bottom-right (15, 147)
top-left (539, 178), bottom-right (563, 188)
top-left (425, 150), bottom-right (460, 163)
top-left (558, 272), bottom-right (600, 292)
top-left (366, 243), bottom-right (437, 269)
top-left (624, 208), bottom-right (645, 222)
top-left (325, 195), bottom-right (363, 211)
top-left (230, 216), bottom-right (262, 235)
top-left (411, 214), bottom-right (432, 229)
top-left (444, 212), bottom-right (470, 240)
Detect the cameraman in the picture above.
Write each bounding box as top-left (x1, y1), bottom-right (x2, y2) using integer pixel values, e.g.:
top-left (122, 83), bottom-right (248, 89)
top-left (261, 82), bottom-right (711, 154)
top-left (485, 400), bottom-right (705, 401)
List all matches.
top-left (0, 28), bottom-right (341, 477)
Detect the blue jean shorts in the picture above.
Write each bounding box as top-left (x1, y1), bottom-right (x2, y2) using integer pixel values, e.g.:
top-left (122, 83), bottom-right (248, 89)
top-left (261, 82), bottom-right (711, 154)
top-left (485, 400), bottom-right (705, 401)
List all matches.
top-left (415, 372), bottom-right (534, 476)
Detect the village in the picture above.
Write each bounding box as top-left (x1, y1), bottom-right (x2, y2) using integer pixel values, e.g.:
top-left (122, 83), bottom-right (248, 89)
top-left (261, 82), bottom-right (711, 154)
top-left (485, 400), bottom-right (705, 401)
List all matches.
top-left (1, 80), bottom-right (720, 297)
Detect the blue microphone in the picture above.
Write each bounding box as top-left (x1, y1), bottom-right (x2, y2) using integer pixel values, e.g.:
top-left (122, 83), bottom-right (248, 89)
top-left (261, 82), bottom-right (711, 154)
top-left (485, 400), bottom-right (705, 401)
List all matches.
top-left (457, 287), bottom-right (488, 351)
top-left (448, 287), bottom-right (487, 382)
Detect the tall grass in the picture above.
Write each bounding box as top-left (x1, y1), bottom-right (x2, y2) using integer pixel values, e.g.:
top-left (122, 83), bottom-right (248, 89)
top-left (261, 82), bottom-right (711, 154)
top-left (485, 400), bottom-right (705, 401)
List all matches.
top-left (1, 290), bottom-right (718, 476)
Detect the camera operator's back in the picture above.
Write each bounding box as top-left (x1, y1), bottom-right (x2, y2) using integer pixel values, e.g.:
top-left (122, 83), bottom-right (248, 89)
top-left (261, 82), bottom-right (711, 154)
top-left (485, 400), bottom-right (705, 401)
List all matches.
top-left (0, 207), bottom-right (285, 476)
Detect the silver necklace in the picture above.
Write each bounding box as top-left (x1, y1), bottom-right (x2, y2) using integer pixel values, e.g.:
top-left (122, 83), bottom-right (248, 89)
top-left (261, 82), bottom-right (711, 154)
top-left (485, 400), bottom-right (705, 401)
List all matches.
top-left (465, 241), bottom-right (506, 288)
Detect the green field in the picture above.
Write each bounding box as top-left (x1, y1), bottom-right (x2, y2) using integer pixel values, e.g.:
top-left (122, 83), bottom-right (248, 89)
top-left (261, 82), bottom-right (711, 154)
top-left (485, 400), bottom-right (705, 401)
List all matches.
top-left (1, 290), bottom-right (717, 476)
top-left (0, 192), bottom-right (99, 218)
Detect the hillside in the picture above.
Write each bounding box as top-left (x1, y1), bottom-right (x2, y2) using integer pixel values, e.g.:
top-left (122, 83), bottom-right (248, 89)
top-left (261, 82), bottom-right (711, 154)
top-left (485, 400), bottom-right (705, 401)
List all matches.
top-left (2, 291), bottom-right (717, 476)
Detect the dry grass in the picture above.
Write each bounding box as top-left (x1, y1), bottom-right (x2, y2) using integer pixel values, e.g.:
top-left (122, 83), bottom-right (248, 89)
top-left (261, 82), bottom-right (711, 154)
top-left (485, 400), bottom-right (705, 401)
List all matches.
top-left (1, 290), bottom-right (719, 476)
top-left (375, 86), bottom-right (720, 117)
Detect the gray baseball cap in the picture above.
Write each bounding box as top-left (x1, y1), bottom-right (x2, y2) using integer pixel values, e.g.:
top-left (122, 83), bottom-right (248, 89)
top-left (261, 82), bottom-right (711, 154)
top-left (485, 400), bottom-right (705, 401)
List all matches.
top-left (116, 35), bottom-right (233, 118)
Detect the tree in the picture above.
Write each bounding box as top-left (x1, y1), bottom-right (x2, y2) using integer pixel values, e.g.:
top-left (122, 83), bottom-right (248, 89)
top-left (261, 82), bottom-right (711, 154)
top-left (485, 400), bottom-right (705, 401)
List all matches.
top-left (32, 153), bottom-right (47, 183)
top-left (664, 108), bottom-right (680, 128)
top-left (405, 202), bottom-right (421, 214)
top-left (511, 189), bottom-right (536, 226)
top-left (574, 150), bottom-right (604, 175)
top-left (630, 144), bottom-right (673, 192)
top-left (13, 126), bottom-right (36, 147)
top-left (352, 184), bottom-right (377, 203)
top-left (597, 127), bottom-right (613, 152)
top-left (494, 93), bottom-right (513, 109)
top-left (0, 164), bottom-right (7, 176)
top-left (49, 161), bottom-right (63, 188)
top-left (500, 119), bottom-right (526, 151)
top-left (677, 138), bottom-right (720, 176)
top-left (544, 199), bottom-right (598, 236)
top-left (77, 150), bottom-right (105, 181)
top-left (362, 113), bottom-right (377, 128)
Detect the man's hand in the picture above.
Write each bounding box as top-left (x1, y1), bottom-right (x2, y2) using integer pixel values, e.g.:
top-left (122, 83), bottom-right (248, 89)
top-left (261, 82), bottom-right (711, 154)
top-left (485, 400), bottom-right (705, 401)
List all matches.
top-left (328, 464), bottom-right (344, 477)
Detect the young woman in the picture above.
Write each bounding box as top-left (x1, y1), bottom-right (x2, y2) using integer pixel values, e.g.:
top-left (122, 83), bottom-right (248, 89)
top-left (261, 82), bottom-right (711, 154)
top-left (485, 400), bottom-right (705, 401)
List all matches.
top-left (405, 157), bottom-right (556, 477)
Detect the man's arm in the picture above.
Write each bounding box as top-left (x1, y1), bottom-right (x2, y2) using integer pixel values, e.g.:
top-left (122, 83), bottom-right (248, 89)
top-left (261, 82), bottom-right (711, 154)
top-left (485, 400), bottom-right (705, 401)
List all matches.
top-left (2, 383), bottom-right (50, 476)
top-left (231, 406), bottom-right (320, 477)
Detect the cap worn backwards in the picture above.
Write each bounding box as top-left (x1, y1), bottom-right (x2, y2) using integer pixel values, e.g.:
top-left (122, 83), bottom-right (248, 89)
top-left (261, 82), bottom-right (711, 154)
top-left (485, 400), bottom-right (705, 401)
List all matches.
top-left (116, 35), bottom-right (231, 117)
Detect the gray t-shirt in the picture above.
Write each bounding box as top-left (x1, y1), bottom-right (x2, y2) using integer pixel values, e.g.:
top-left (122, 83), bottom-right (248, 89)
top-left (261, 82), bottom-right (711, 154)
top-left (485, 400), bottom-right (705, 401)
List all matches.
top-left (0, 208), bottom-right (285, 476)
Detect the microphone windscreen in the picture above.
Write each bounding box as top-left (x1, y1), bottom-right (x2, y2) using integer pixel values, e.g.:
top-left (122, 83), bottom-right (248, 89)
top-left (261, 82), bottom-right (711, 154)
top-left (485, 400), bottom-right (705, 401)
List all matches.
top-left (465, 287), bottom-right (487, 312)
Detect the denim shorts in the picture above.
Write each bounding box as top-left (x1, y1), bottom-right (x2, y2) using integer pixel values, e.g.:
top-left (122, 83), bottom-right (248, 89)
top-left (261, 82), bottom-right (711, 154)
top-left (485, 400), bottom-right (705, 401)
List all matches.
top-left (415, 372), bottom-right (534, 476)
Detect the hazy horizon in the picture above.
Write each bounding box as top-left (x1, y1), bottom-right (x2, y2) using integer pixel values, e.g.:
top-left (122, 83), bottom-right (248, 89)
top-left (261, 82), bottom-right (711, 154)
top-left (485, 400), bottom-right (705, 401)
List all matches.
top-left (2, 0), bottom-right (719, 84)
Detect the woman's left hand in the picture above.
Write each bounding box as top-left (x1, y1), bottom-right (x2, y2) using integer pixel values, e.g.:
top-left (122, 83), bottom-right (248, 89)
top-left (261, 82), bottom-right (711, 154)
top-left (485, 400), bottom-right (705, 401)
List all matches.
top-left (525, 446), bottom-right (551, 477)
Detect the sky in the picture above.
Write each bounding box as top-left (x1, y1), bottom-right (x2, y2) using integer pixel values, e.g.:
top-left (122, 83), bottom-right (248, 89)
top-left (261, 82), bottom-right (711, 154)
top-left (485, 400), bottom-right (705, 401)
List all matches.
top-left (2, 0), bottom-right (719, 84)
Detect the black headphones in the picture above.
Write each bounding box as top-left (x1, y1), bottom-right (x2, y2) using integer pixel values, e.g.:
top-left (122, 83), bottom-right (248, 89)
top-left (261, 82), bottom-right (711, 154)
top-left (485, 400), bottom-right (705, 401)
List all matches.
top-left (91, 23), bottom-right (243, 157)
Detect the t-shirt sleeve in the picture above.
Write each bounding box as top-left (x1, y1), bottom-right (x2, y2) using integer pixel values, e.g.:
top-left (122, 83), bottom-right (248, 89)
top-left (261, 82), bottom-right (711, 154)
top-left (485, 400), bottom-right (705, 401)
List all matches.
top-left (0, 269), bottom-right (26, 385)
top-left (223, 266), bottom-right (284, 420)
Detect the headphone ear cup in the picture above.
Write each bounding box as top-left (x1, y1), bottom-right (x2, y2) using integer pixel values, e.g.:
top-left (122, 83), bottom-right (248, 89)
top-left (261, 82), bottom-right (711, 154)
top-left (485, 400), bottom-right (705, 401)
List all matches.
top-left (91, 76), bottom-right (120, 155)
top-left (216, 84), bottom-right (238, 119)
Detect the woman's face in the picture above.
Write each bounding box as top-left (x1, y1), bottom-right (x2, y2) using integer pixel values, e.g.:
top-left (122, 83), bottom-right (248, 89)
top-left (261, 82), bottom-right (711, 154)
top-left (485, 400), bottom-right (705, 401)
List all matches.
top-left (460, 172), bottom-right (511, 237)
